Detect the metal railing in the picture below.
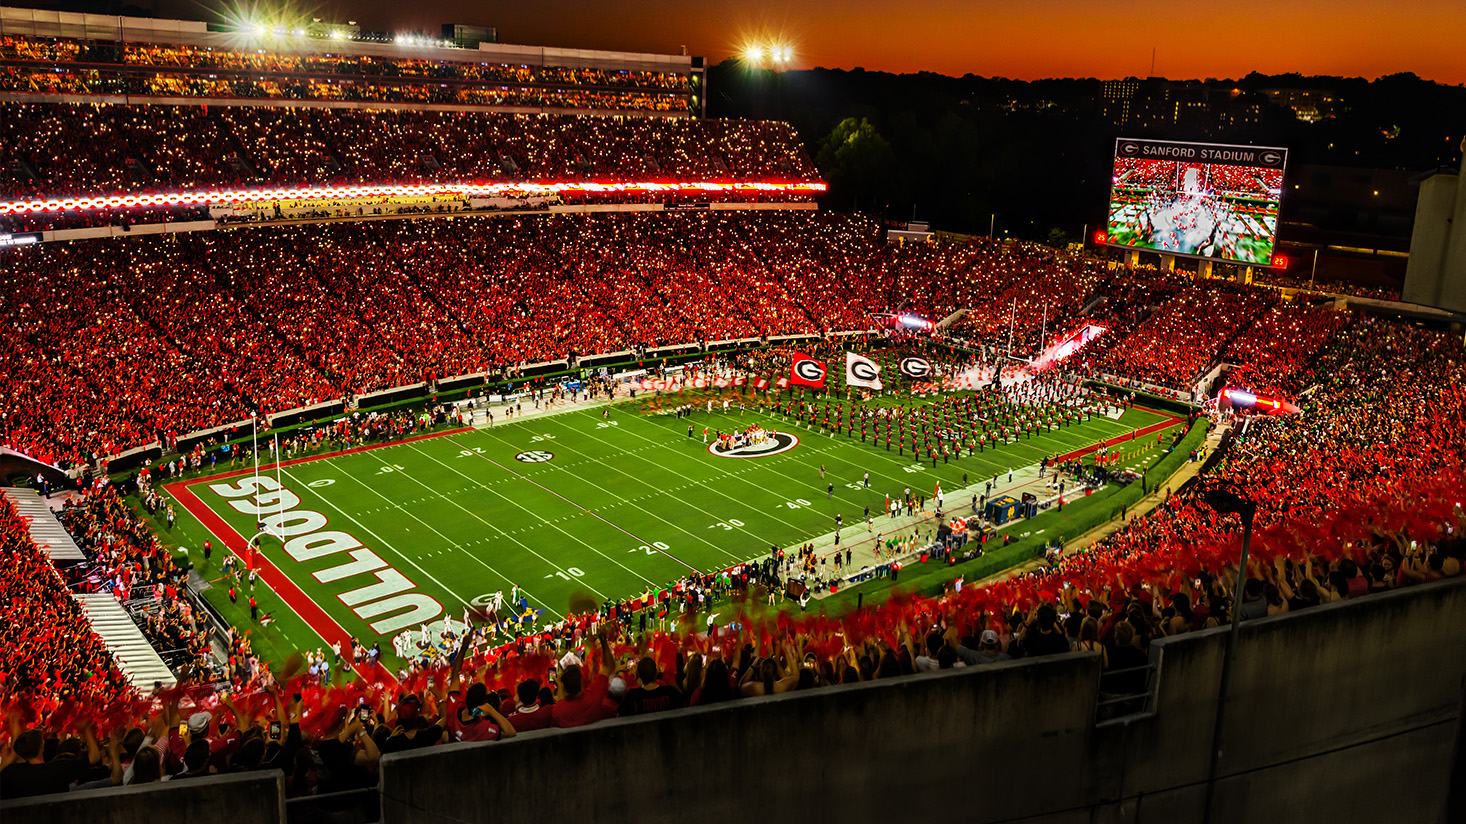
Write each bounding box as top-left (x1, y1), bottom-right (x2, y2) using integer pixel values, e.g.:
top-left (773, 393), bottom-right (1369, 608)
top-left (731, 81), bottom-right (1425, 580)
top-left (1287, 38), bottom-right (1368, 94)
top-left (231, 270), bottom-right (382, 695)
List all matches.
top-left (286, 787), bottom-right (381, 824)
top-left (1095, 663), bottom-right (1159, 723)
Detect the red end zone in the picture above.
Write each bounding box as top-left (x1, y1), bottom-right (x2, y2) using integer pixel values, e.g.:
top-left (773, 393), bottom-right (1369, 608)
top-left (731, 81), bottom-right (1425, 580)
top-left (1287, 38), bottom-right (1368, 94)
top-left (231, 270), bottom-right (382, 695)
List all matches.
top-left (164, 427), bottom-right (471, 684)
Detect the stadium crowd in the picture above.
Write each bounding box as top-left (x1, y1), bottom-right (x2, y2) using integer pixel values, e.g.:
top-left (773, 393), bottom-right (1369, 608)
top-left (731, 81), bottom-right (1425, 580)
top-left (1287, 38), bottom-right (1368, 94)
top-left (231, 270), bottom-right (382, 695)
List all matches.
top-left (1, 34), bottom-right (693, 114)
top-left (0, 211), bottom-right (886, 466)
top-left (1095, 284), bottom-right (1276, 391)
top-left (0, 103), bottom-right (816, 201)
top-left (2, 286), bottom-right (1463, 799)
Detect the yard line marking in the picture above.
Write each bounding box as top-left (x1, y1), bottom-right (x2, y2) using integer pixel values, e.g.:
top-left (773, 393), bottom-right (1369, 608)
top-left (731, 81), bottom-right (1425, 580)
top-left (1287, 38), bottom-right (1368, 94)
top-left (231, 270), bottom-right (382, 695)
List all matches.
top-left (540, 412), bottom-right (814, 536)
top-left (406, 440), bottom-right (674, 580)
top-left (471, 424), bottom-right (748, 565)
top-left (276, 464), bottom-right (541, 620)
top-left (343, 449), bottom-right (619, 600)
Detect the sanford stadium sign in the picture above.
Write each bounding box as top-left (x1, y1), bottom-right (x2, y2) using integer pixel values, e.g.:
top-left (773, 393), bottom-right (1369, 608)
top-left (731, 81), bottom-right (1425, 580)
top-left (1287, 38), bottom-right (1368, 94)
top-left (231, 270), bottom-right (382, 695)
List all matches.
top-left (1115, 138), bottom-right (1287, 169)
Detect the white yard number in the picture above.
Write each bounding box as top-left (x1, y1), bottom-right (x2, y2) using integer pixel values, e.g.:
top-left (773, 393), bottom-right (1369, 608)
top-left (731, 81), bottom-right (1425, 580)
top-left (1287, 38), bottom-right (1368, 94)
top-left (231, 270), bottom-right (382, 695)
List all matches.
top-left (530, 434), bottom-right (556, 442)
top-left (458, 447), bottom-right (487, 457)
top-left (903, 464), bottom-right (927, 473)
top-left (784, 498), bottom-right (813, 509)
top-left (377, 464), bottom-right (406, 474)
top-left (630, 541), bottom-right (671, 555)
top-left (709, 518), bottom-right (745, 531)
top-left (596, 421), bottom-right (620, 429)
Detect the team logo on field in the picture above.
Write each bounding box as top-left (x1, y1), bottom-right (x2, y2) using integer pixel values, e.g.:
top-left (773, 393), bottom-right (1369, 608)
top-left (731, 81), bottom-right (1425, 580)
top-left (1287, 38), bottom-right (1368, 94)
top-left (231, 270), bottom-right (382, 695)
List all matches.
top-left (792, 359), bottom-right (826, 383)
top-left (900, 357), bottom-right (932, 379)
top-left (708, 432), bottom-right (799, 459)
top-left (515, 450), bottom-right (554, 463)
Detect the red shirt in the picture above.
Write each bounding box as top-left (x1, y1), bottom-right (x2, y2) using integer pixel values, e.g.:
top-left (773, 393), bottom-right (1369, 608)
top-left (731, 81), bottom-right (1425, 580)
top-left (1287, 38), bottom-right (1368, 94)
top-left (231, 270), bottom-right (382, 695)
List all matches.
top-left (550, 675), bottom-right (614, 728)
top-left (442, 694), bottom-right (502, 743)
top-left (505, 702), bottom-right (556, 732)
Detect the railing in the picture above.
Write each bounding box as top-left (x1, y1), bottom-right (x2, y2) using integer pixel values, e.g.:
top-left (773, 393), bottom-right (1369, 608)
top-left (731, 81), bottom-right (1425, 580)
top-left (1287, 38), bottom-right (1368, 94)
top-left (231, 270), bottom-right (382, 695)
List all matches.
top-left (286, 787), bottom-right (380, 824)
top-left (1095, 662), bottom-right (1159, 724)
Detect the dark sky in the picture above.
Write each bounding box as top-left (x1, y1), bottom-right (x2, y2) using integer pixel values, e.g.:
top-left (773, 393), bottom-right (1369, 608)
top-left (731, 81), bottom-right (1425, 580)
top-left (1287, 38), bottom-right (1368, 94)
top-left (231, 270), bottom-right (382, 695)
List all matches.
top-left (154, 0), bottom-right (1466, 83)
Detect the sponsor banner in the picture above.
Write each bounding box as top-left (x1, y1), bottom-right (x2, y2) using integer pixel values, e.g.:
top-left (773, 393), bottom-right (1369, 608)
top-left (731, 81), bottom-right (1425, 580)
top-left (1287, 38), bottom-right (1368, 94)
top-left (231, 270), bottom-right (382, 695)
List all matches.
top-left (899, 356), bottom-right (933, 379)
top-left (789, 352), bottom-right (827, 388)
top-left (1114, 138), bottom-right (1287, 170)
top-left (845, 352), bottom-right (883, 390)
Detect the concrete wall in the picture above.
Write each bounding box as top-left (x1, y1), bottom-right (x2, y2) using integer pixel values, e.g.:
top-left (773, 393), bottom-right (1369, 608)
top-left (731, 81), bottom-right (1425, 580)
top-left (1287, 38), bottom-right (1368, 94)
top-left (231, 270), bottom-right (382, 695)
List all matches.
top-left (1087, 575), bottom-right (1466, 823)
top-left (381, 653), bottom-right (1105, 824)
top-left (383, 577), bottom-right (1466, 824)
top-left (0, 771), bottom-right (284, 824)
top-left (12, 579), bottom-right (1465, 823)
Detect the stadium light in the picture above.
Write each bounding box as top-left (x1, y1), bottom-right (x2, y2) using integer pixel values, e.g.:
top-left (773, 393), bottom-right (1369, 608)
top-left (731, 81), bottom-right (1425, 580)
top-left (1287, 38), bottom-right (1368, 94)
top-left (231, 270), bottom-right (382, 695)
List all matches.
top-left (744, 46), bottom-right (764, 63)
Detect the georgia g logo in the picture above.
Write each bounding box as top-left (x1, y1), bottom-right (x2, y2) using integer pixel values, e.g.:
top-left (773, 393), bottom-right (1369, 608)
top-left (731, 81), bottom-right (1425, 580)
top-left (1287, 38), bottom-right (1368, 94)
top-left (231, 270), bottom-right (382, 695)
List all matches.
top-left (1119, 141), bottom-right (1141, 157)
top-left (709, 432), bottom-right (799, 459)
top-left (1259, 150), bottom-right (1282, 166)
top-left (793, 359), bottom-right (826, 383)
top-left (850, 359), bottom-right (880, 383)
top-left (899, 357), bottom-right (932, 379)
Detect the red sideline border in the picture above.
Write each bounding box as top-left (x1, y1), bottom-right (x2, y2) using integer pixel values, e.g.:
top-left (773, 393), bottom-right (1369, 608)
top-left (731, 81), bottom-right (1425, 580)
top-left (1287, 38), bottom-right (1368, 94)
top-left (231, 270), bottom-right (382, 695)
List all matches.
top-left (165, 427), bottom-right (472, 684)
top-left (1052, 405), bottom-right (1186, 465)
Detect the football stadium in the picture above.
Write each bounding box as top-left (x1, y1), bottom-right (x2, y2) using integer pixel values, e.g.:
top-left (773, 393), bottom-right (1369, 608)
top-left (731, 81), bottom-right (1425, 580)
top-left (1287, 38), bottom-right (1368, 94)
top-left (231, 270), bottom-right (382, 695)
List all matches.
top-left (2, 5), bottom-right (1466, 824)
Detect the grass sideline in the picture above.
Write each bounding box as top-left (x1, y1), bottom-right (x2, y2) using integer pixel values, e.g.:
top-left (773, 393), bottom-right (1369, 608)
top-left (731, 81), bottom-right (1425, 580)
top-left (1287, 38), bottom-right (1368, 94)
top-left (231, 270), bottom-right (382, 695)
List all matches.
top-left (810, 418), bottom-right (1208, 611)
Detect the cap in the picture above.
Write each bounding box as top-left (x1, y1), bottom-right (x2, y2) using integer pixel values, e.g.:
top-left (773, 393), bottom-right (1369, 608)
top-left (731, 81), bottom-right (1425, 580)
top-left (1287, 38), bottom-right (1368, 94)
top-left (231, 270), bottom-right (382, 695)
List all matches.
top-left (187, 711), bottom-right (213, 735)
top-left (608, 676), bottom-right (628, 700)
top-left (980, 630), bottom-right (1000, 647)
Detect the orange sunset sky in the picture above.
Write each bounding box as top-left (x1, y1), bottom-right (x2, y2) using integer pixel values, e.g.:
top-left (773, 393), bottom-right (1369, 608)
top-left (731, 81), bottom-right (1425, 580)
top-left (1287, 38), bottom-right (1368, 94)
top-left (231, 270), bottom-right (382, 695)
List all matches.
top-left (157, 0), bottom-right (1466, 83)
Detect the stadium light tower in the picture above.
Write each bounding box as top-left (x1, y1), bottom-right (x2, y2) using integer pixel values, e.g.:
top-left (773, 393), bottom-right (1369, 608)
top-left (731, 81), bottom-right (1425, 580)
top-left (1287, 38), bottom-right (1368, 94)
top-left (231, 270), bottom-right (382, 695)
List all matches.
top-left (1191, 477), bottom-right (1257, 824)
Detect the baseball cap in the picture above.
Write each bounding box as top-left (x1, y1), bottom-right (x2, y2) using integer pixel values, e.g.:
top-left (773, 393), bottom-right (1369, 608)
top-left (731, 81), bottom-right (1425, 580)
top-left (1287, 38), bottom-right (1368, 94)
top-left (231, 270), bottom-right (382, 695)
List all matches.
top-left (980, 630), bottom-right (1000, 648)
top-left (187, 711), bottom-right (213, 735)
top-left (607, 676), bottom-right (628, 700)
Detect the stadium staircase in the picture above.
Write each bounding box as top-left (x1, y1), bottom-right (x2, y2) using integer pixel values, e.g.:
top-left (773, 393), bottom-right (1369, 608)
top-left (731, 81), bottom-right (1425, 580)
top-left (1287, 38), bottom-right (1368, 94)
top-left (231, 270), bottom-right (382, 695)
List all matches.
top-left (0, 486), bottom-right (85, 563)
top-left (72, 593), bottom-right (177, 689)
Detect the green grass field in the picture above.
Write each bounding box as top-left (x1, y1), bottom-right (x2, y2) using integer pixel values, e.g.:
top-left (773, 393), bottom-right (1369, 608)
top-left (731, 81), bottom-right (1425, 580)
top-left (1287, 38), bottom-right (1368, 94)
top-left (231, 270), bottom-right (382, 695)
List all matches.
top-left (160, 399), bottom-right (1174, 670)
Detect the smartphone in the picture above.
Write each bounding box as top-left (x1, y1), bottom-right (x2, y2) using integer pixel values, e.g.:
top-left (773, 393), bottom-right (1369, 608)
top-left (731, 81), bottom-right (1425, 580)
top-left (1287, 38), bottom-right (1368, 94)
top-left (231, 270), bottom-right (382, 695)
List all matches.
top-left (269, 721), bottom-right (281, 737)
top-left (177, 722), bottom-right (187, 736)
top-left (547, 667), bottom-right (556, 683)
top-left (356, 707), bottom-right (370, 722)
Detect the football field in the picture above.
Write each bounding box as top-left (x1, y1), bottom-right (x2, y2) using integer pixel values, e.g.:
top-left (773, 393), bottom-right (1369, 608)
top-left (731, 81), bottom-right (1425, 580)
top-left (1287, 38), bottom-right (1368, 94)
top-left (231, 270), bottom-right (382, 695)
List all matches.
top-left (167, 401), bottom-right (1174, 666)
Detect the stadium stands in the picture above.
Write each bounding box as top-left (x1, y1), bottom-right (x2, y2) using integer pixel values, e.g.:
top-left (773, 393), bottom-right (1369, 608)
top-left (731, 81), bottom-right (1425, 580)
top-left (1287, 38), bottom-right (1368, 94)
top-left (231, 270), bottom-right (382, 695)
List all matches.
top-left (0, 34), bottom-right (692, 114)
top-left (0, 104), bottom-right (818, 201)
top-left (2, 34), bottom-right (1463, 810)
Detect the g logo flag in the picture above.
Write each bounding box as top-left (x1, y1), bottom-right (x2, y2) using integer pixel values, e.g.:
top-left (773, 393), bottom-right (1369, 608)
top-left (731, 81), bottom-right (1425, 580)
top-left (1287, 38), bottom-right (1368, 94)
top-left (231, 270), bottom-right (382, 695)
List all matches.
top-left (790, 353), bottom-right (827, 388)
top-left (899, 356), bottom-right (932, 379)
top-left (845, 352), bottom-right (882, 390)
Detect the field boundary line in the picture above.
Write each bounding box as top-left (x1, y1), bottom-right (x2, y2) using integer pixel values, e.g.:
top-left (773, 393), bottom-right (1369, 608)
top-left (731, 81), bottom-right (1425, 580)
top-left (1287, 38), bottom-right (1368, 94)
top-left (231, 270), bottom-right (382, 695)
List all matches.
top-left (168, 481), bottom-right (397, 686)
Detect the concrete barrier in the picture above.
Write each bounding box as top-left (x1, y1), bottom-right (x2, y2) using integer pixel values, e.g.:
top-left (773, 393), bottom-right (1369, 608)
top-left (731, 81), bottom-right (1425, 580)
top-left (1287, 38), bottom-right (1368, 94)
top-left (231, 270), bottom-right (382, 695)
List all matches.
top-left (381, 652), bottom-right (1103, 824)
top-left (12, 579), bottom-right (1464, 823)
top-left (0, 771), bottom-right (284, 824)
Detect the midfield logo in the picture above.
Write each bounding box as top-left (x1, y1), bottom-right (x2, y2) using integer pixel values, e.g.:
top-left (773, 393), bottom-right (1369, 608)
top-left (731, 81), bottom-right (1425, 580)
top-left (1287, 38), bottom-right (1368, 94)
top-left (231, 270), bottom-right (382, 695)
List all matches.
top-left (708, 431), bottom-right (799, 459)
